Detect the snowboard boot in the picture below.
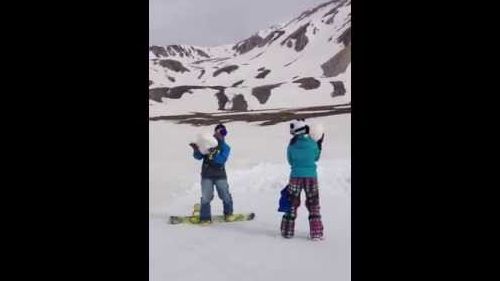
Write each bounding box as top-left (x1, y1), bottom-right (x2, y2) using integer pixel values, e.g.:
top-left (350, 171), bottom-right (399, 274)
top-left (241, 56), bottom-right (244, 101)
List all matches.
top-left (199, 219), bottom-right (212, 226)
top-left (224, 214), bottom-right (238, 222)
top-left (310, 236), bottom-right (325, 241)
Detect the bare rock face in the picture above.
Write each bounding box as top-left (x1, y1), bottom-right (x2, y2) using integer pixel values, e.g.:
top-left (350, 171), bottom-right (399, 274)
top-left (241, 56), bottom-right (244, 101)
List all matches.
top-left (159, 59), bottom-right (190, 73)
top-left (232, 80), bottom-right (244, 87)
top-left (330, 81), bottom-right (346, 97)
top-left (149, 80), bottom-right (153, 87)
top-left (151, 45), bottom-right (212, 59)
top-left (149, 87), bottom-right (169, 102)
top-left (255, 69), bottom-right (271, 79)
top-left (291, 0), bottom-right (340, 23)
top-left (213, 65), bottom-right (239, 77)
top-left (167, 86), bottom-right (206, 99)
top-left (251, 52), bottom-right (264, 60)
top-left (167, 76), bottom-right (175, 82)
top-left (321, 43), bottom-right (351, 77)
top-left (323, 0), bottom-right (346, 24)
top-left (232, 35), bottom-right (264, 55)
top-left (198, 69), bottom-right (206, 79)
top-left (293, 77), bottom-right (321, 90)
top-left (281, 23), bottom-right (310, 52)
top-left (252, 84), bottom-right (282, 104)
top-left (215, 89), bottom-right (229, 110)
top-left (284, 59), bottom-right (298, 67)
top-left (337, 27), bottom-right (351, 46)
top-left (149, 46), bottom-right (168, 57)
top-left (323, 6), bottom-right (339, 19)
top-left (196, 49), bottom-right (210, 58)
top-left (232, 30), bottom-right (285, 55)
top-left (259, 30), bottom-right (286, 47)
top-left (231, 0), bottom-right (345, 56)
top-left (231, 94), bottom-right (248, 111)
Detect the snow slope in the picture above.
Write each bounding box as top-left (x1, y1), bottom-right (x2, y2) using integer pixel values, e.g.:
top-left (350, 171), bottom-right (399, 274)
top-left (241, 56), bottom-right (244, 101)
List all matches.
top-left (149, 114), bottom-right (350, 281)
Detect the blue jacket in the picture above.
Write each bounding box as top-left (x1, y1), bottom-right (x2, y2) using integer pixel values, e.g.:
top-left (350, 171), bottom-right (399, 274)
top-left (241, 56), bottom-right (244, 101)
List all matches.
top-left (287, 134), bottom-right (320, 178)
top-left (193, 138), bottom-right (230, 179)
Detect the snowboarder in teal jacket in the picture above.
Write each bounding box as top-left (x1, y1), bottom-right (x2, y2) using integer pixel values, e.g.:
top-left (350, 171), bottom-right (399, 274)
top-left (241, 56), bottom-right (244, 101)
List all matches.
top-left (281, 119), bottom-right (325, 240)
top-left (287, 131), bottom-right (321, 178)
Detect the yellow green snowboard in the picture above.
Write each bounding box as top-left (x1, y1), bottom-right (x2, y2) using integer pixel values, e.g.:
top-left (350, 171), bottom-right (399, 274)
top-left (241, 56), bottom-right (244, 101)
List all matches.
top-left (169, 203), bottom-right (255, 225)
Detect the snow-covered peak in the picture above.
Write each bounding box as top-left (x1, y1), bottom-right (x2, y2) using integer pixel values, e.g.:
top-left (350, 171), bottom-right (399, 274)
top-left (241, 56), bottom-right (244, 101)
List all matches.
top-left (149, 0), bottom-right (351, 116)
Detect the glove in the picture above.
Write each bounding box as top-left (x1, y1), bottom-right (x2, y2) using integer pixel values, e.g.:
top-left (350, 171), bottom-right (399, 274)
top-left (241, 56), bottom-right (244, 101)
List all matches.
top-left (207, 147), bottom-right (219, 160)
top-left (189, 143), bottom-right (200, 152)
top-left (317, 134), bottom-right (325, 150)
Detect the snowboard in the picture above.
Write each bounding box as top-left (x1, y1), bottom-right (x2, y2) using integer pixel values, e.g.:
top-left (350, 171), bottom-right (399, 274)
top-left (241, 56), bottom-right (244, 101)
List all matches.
top-left (168, 203), bottom-right (255, 225)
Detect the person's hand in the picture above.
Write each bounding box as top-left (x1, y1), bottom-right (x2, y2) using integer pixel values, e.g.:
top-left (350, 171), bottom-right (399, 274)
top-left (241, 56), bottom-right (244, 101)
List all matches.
top-left (189, 143), bottom-right (199, 151)
top-left (207, 147), bottom-right (218, 159)
top-left (317, 134), bottom-right (325, 150)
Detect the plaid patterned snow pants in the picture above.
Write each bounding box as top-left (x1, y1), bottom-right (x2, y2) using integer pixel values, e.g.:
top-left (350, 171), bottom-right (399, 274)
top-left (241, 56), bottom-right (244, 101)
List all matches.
top-left (281, 177), bottom-right (324, 239)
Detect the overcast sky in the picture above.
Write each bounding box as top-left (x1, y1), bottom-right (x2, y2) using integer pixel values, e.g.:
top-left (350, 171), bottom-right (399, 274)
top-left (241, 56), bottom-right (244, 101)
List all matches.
top-left (149, 0), bottom-right (328, 46)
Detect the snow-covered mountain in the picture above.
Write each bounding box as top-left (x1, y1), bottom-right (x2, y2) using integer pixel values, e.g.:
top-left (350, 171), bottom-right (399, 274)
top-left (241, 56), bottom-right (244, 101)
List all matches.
top-left (149, 3), bottom-right (351, 279)
top-left (149, 0), bottom-right (351, 119)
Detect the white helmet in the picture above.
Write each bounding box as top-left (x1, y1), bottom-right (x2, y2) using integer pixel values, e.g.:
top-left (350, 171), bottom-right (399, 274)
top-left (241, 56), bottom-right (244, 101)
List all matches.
top-left (289, 119), bottom-right (308, 135)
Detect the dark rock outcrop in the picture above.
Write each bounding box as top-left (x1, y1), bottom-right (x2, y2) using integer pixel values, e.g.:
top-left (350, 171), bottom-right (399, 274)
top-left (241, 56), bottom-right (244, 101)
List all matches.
top-left (149, 87), bottom-right (169, 102)
top-left (213, 65), bottom-right (239, 77)
top-left (232, 80), bottom-right (245, 87)
top-left (215, 89), bottom-right (229, 110)
top-left (284, 59), bottom-right (298, 67)
top-left (150, 45), bottom-right (211, 59)
top-left (337, 27), bottom-right (351, 46)
top-left (231, 94), bottom-right (248, 111)
top-left (330, 81), bottom-right (346, 97)
top-left (167, 86), bottom-right (205, 99)
top-left (232, 30), bottom-right (286, 55)
top-left (198, 69), bottom-right (206, 79)
top-left (149, 46), bottom-right (168, 57)
top-left (321, 43), bottom-right (350, 77)
top-left (255, 69), bottom-right (271, 79)
top-left (252, 83), bottom-right (282, 104)
top-left (196, 49), bottom-right (210, 58)
top-left (293, 77), bottom-right (321, 90)
top-left (159, 59), bottom-right (190, 73)
top-left (281, 23), bottom-right (310, 52)
top-left (251, 52), bottom-right (264, 60)
top-left (232, 35), bottom-right (263, 55)
top-left (260, 30), bottom-right (286, 47)
top-left (287, 0), bottom-right (340, 25)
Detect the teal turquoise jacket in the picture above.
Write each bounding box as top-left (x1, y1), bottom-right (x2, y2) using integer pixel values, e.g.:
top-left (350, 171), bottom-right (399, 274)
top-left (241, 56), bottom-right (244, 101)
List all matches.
top-left (287, 134), bottom-right (321, 178)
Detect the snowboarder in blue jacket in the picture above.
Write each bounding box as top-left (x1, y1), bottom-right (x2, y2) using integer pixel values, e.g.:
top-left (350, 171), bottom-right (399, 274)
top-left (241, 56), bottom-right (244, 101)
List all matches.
top-left (189, 123), bottom-right (236, 224)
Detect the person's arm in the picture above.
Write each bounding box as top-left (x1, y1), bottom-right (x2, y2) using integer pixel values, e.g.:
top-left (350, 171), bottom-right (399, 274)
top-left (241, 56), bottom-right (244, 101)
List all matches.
top-left (190, 143), bottom-right (204, 160)
top-left (315, 134), bottom-right (324, 161)
top-left (314, 143), bottom-right (321, 161)
top-left (287, 145), bottom-right (293, 166)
